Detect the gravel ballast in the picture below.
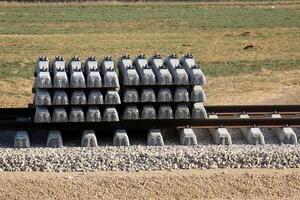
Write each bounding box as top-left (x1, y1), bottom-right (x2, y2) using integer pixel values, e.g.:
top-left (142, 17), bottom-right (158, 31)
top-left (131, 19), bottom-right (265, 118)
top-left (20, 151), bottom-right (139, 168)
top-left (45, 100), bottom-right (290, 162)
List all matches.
top-left (0, 145), bottom-right (299, 172)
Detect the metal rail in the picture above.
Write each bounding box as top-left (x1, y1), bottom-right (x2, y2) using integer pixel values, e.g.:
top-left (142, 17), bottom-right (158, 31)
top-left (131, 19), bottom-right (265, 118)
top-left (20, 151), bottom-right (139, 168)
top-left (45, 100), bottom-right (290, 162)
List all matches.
top-left (0, 105), bottom-right (299, 131)
top-left (0, 118), bottom-right (299, 131)
top-left (11, 104), bottom-right (300, 117)
top-left (205, 105), bottom-right (300, 114)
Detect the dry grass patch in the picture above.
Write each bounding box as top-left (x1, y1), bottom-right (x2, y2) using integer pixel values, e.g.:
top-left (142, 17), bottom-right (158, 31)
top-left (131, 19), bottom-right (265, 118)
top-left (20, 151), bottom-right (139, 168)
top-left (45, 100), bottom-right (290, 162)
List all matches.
top-left (206, 69), bottom-right (300, 105)
top-left (0, 78), bottom-right (32, 107)
top-left (0, 28), bottom-right (299, 63)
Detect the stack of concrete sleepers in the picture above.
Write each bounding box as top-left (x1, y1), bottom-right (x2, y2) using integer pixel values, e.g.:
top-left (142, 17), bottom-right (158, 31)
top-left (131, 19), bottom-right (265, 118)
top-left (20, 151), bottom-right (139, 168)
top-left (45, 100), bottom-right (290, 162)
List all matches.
top-left (32, 56), bottom-right (120, 147)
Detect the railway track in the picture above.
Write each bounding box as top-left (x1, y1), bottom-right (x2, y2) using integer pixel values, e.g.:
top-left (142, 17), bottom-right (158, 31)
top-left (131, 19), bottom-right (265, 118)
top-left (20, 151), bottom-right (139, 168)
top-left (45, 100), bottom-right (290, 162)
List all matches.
top-left (0, 56), bottom-right (299, 172)
top-left (0, 104), bottom-right (299, 147)
top-left (0, 105), bottom-right (299, 130)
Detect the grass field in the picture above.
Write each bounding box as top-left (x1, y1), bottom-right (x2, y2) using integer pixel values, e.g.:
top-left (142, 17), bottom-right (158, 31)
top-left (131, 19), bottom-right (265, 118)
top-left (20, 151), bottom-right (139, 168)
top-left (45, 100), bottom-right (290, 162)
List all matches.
top-left (0, 1), bottom-right (299, 107)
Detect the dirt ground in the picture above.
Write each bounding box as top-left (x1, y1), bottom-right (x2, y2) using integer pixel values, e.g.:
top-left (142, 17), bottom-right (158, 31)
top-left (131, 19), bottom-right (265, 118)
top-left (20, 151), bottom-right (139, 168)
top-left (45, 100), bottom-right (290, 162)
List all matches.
top-left (0, 169), bottom-right (299, 200)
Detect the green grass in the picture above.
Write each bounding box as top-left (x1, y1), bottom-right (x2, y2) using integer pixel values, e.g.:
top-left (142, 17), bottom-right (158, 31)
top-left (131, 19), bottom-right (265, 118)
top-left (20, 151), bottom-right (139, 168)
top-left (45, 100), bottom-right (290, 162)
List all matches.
top-left (0, 4), bottom-right (299, 35)
top-left (0, 1), bottom-right (299, 79)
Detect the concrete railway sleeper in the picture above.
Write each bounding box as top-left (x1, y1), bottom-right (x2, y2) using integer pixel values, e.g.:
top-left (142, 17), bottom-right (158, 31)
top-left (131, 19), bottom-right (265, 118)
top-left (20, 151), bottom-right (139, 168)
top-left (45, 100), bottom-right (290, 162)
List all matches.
top-left (10, 124), bottom-right (300, 148)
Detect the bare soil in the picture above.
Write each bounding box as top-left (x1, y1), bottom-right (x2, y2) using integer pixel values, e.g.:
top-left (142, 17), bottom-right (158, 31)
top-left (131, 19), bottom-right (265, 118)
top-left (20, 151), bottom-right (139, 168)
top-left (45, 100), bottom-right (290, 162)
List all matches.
top-left (0, 169), bottom-right (299, 200)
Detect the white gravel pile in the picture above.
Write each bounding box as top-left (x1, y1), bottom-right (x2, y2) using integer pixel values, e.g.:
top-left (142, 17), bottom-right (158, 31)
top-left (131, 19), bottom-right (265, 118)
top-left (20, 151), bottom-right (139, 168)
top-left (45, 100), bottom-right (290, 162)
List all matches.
top-left (0, 145), bottom-right (299, 172)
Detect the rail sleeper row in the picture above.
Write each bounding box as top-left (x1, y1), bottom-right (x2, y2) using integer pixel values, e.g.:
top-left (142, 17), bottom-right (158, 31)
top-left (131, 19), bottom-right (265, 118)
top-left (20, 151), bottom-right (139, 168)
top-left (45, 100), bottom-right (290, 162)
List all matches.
top-left (13, 125), bottom-right (298, 148)
top-left (34, 103), bottom-right (207, 123)
top-left (34, 53), bottom-right (205, 89)
top-left (34, 86), bottom-right (205, 106)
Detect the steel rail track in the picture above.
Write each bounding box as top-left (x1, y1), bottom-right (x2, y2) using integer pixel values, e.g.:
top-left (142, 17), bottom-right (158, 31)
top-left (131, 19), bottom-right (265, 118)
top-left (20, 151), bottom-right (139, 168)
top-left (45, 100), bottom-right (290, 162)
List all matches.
top-left (0, 118), bottom-right (299, 132)
top-left (4, 104), bottom-right (300, 118)
top-left (0, 105), bottom-right (299, 132)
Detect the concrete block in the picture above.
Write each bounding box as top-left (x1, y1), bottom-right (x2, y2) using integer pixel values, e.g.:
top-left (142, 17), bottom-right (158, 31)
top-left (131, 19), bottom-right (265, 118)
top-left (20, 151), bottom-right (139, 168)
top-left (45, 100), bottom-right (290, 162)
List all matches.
top-left (35, 56), bottom-right (49, 73)
top-left (70, 72), bottom-right (86, 88)
top-left (86, 107), bottom-right (101, 122)
top-left (87, 72), bottom-right (102, 88)
top-left (141, 106), bottom-right (157, 119)
top-left (139, 66), bottom-right (156, 85)
top-left (118, 55), bottom-right (140, 86)
top-left (85, 57), bottom-right (102, 87)
top-left (210, 128), bottom-right (232, 145)
top-left (148, 54), bottom-right (172, 85)
top-left (47, 130), bottom-right (63, 148)
top-left (275, 127), bottom-right (297, 145)
top-left (175, 104), bottom-right (190, 119)
top-left (71, 90), bottom-right (87, 105)
top-left (123, 105), bottom-right (139, 120)
top-left (68, 57), bottom-right (86, 88)
top-left (105, 90), bottom-right (121, 104)
top-left (34, 89), bottom-right (51, 105)
top-left (242, 127), bottom-right (265, 145)
top-left (123, 88), bottom-right (139, 103)
top-left (240, 114), bottom-right (265, 145)
top-left (164, 54), bottom-right (189, 85)
top-left (208, 114), bottom-right (218, 119)
top-left (174, 87), bottom-right (189, 102)
top-left (14, 131), bottom-right (30, 148)
top-left (208, 114), bottom-right (232, 145)
top-left (123, 69), bottom-right (140, 85)
top-left (104, 71), bottom-right (120, 88)
top-left (113, 129), bottom-right (130, 146)
top-left (88, 90), bottom-right (103, 105)
top-left (271, 113), bottom-right (282, 118)
top-left (53, 91), bottom-right (69, 105)
top-left (53, 72), bottom-right (69, 88)
top-left (147, 129), bottom-right (164, 146)
top-left (157, 88), bottom-right (172, 102)
top-left (192, 103), bottom-right (207, 119)
top-left (103, 107), bottom-right (119, 121)
top-left (190, 85), bottom-right (206, 102)
top-left (178, 128), bottom-right (197, 145)
top-left (81, 130), bottom-right (98, 147)
top-left (69, 107), bottom-right (85, 122)
top-left (156, 69), bottom-right (172, 85)
top-left (52, 107), bottom-right (68, 122)
top-left (134, 55), bottom-right (156, 85)
top-left (158, 105), bottom-right (173, 119)
top-left (52, 57), bottom-right (69, 88)
top-left (140, 88), bottom-right (156, 102)
top-left (35, 57), bottom-right (51, 88)
top-left (171, 67), bottom-right (189, 85)
top-left (100, 56), bottom-right (120, 88)
top-left (179, 54), bottom-right (206, 85)
top-left (34, 107), bottom-right (51, 123)
top-left (271, 113), bottom-right (297, 144)
top-left (34, 72), bottom-right (52, 88)
top-left (188, 67), bottom-right (206, 85)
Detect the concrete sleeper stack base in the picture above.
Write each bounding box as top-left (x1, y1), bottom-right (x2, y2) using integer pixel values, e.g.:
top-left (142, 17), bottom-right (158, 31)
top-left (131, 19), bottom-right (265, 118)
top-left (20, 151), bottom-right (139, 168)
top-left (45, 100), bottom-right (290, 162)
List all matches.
top-left (81, 130), bottom-right (98, 147)
top-left (47, 130), bottom-right (63, 148)
top-left (14, 131), bottom-right (30, 148)
top-left (113, 129), bottom-right (130, 146)
top-left (147, 129), bottom-right (164, 146)
top-left (178, 128), bottom-right (197, 145)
